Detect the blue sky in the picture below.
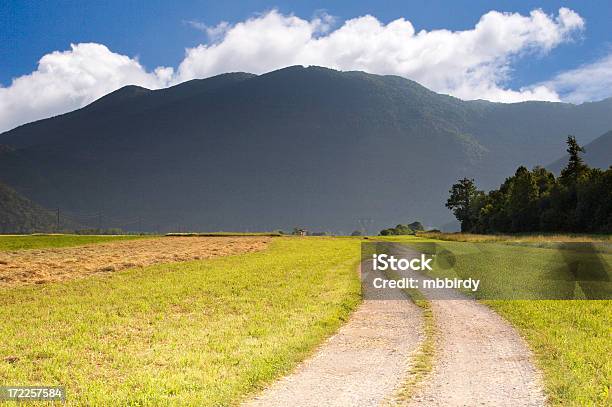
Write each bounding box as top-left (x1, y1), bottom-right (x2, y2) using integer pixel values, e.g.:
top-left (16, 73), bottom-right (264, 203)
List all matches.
top-left (2, 0), bottom-right (610, 86)
top-left (1, 1), bottom-right (611, 132)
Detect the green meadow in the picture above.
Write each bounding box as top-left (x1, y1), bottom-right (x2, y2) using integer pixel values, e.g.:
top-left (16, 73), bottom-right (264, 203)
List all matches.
top-left (391, 235), bottom-right (611, 406)
top-left (1, 233), bottom-right (610, 405)
top-left (0, 238), bottom-right (361, 406)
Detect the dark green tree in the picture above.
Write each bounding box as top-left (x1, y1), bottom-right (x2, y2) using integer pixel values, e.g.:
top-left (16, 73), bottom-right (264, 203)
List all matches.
top-left (531, 166), bottom-right (556, 195)
top-left (408, 221), bottom-right (424, 231)
top-left (507, 166), bottom-right (540, 231)
top-left (378, 222), bottom-right (423, 235)
top-left (447, 136), bottom-right (611, 234)
top-left (445, 178), bottom-right (482, 232)
top-left (560, 136), bottom-right (588, 186)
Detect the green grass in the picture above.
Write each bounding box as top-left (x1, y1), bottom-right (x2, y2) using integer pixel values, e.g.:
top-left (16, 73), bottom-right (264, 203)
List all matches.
top-left (487, 300), bottom-right (610, 405)
top-left (385, 272), bottom-right (437, 403)
top-left (417, 231), bottom-right (612, 243)
top-left (0, 237), bottom-right (361, 406)
top-left (391, 235), bottom-right (611, 406)
top-left (0, 234), bottom-right (149, 251)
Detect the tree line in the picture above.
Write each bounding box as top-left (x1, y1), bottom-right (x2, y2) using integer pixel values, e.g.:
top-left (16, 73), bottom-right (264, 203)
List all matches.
top-left (379, 221), bottom-right (425, 235)
top-left (446, 136), bottom-right (612, 233)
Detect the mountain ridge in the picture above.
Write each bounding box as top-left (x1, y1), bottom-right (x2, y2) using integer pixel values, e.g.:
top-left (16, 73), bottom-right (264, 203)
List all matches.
top-left (548, 130), bottom-right (612, 173)
top-left (1, 66), bottom-right (611, 232)
top-left (0, 181), bottom-right (60, 233)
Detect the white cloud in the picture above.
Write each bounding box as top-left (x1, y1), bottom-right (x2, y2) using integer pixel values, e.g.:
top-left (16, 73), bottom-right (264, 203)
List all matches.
top-left (204, 21), bottom-right (232, 42)
top-left (0, 43), bottom-right (172, 133)
top-left (183, 19), bottom-right (208, 32)
top-left (539, 52), bottom-right (612, 103)
top-left (184, 19), bottom-right (231, 42)
top-left (0, 8), bottom-right (595, 134)
top-left (174, 8), bottom-right (583, 102)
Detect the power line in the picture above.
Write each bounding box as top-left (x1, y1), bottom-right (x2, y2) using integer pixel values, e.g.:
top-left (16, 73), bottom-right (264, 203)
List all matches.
top-left (358, 217), bottom-right (373, 236)
top-left (35, 207), bottom-right (160, 232)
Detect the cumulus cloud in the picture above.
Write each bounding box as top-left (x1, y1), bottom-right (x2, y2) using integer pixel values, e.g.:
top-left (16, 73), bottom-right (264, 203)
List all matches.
top-left (0, 7), bottom-right (597, 133)
top-left (174, 8), bottom-right (583, 102)
top-left (0, 43), bottom-right (172, 133)
top-left (539, 52), bottom-right (612, 103)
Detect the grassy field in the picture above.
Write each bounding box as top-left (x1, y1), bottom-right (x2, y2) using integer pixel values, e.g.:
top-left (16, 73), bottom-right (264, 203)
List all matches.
top-left (0, 234), bottom-right (149, 251)
top-left (2, 233), bottom-right (609, 405)
top-left (0, 237), bottom-right (361, 406)
top-left (418, 231), bottom-right (612, 243)
top-left (390, 235), bottom-right (611, 406)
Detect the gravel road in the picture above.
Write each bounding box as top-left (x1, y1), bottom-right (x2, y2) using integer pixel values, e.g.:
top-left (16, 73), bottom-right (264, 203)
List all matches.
top-left (243, 265), bottom-right (424, 407)
top-left (393, 246), bottom-right (547, 407)
top-left (246, 245), bottom-right (547, 406)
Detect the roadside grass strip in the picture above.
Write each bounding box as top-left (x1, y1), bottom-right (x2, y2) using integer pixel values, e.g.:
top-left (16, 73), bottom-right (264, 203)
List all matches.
top-left (488, 300), bottom-right (610, 405)
top-left (0, 237), bottom-right (361, 406)
top-left (382, 272), bottom-right (437, 405)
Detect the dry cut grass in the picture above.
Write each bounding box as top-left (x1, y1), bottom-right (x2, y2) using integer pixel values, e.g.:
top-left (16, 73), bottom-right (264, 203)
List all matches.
top-left (0, 236), bottom-right (269, 287)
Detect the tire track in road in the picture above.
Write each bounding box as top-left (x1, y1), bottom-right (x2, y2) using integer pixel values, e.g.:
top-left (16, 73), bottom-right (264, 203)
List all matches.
top-left (245, 245), bottom-right (547, 407)
top-left (393, 246), bottom-right (547, 407)
top-left (243, 264), bottom-right (424, 407)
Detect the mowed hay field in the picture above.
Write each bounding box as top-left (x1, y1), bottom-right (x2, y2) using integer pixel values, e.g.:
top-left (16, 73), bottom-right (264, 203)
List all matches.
top-left (0, 237), bottom-right (361, 406)
top-left (390, 235), bottom-right (612, 406)
top-left (0, 236), bottom-right (268, 286)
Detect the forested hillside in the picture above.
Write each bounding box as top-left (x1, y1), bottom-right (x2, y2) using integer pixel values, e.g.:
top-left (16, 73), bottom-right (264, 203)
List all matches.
top-left (0, 182), bottom-right (59, 233)
top-left (1, 66), bottom-right (611, 232)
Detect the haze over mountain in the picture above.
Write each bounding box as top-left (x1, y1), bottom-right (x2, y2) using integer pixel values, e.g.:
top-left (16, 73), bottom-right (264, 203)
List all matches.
top-left (1, 66), bottom-right (611, 233)
top-left (0, 181), bottom-right (62, 233)
top-left (549, 130), bottom-right (612, 173)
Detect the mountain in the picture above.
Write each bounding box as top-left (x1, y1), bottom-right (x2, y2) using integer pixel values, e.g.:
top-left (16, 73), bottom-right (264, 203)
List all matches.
top-left (0, 181), bottom-right (59, 233)
top-left (548, 130), bottom-right (612, 173)
top-left (1, 66), bottom-right (611, 233)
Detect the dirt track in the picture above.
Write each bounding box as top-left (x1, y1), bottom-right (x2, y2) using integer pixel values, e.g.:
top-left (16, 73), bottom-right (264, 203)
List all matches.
top-left (246, 247), bottom-right (546, 407)
top-left (393, 246), bottom-right (547, 407)
top-left (244, 265), bottom-right (424, 407)
top-left (406, 299), bottom-right (546, 406)
top-left (0, 236), bottom-right (269, 287)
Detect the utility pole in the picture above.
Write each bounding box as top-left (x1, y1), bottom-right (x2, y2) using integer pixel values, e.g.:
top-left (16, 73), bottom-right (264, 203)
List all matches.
top-left (56, 208), bottom-right (60, 232)
top-left (358, 218), bottom-right (373, 236)
top-left (98, 212), bottom-right (102, 231)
